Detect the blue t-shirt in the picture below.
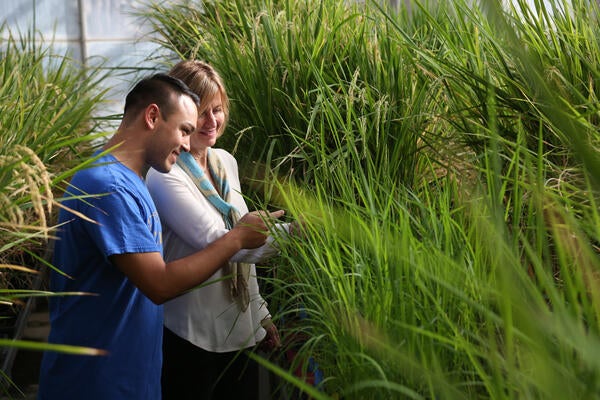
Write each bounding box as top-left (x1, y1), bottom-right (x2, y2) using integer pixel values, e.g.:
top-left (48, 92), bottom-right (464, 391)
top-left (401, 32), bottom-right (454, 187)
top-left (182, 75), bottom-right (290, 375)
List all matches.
top-left (38, 153), bottom-right (163, 400)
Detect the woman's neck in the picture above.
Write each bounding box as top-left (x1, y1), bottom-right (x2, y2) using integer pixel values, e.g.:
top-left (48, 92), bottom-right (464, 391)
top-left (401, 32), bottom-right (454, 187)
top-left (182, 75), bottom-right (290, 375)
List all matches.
top-left (189, 148), bottom-right (209, 170)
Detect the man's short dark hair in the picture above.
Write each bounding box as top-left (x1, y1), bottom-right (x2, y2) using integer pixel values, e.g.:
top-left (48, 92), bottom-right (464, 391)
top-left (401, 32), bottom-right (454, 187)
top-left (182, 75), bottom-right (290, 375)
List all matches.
top-left (123, 73), bottom-right (200, 120)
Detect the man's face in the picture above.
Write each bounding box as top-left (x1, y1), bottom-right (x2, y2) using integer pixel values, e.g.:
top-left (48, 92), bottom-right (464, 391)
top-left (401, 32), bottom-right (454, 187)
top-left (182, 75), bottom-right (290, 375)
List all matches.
top-left (150, 94), bottom-right (197, 173)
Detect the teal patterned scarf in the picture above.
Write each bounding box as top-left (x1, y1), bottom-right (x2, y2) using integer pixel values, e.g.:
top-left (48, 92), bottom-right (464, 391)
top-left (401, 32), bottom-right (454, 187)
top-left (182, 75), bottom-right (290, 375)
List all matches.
top-left (177, 149), bottom-right (251, 311)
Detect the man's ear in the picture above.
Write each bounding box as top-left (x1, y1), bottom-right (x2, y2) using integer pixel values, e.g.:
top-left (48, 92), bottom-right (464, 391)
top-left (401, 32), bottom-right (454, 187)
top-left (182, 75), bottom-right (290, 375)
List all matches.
top-left (145, 104), bottom-right (160, 129)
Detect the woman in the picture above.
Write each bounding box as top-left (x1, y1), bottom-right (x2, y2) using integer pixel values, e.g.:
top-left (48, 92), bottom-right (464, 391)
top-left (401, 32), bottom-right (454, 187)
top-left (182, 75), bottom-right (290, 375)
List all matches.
top-left (146, 60), bottom-right (283, 400)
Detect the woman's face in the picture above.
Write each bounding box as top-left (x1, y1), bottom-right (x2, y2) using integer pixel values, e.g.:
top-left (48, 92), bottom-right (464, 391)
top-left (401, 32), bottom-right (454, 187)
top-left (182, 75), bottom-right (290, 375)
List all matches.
top-left (190, 93), bottom-right (225, 152)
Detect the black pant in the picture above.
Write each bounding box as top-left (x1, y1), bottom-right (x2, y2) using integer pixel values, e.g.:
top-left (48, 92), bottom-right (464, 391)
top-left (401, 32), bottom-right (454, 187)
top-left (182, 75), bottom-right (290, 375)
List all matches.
top-left (161, 327), bottom-right (259, 400)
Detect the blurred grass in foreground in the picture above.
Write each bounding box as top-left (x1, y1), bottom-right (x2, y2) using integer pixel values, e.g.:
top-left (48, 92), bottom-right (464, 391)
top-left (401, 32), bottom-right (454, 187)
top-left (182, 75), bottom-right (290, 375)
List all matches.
top-left (145, 0), bottom-right (599, 398)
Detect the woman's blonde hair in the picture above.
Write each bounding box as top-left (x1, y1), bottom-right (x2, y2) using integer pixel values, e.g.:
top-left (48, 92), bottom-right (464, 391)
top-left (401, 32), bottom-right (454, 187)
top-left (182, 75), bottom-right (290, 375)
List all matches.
top-left (168, 60), bottom-right (230, 138)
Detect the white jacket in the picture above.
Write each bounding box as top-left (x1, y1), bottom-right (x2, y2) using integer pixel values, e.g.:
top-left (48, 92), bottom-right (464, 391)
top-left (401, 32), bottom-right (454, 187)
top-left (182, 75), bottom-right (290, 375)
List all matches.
top-left (146, 148), bottom-right (282, 352)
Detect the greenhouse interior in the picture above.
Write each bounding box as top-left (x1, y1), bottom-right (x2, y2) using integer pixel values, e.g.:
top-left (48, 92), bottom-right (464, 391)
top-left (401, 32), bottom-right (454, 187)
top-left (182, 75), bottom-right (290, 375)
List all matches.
top-left (1, 0), bottom-right (599, 399)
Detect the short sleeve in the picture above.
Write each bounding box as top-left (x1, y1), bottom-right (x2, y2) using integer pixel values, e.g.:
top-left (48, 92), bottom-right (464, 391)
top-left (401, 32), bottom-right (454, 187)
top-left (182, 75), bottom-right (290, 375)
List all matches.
top-left (84, 185), bottom-right (162, 258)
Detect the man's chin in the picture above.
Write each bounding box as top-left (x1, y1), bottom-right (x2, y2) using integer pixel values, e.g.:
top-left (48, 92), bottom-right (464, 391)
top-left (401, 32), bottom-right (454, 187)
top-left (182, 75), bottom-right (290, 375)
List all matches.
top-left (155, 162), bottom-right (172, 174)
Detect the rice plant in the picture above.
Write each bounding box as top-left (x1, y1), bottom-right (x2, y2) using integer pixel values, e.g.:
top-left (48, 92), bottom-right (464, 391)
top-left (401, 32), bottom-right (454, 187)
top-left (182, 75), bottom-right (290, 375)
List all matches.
top-left (144, 0), bottom-right (427, 188)
top-left (145, 0), bottom-right (599, 398)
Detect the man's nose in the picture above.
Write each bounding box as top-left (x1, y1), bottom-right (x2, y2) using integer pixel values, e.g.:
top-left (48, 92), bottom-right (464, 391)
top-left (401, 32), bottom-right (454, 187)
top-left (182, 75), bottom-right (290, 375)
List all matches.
top-left (181, 135), bottom-right (191, 152)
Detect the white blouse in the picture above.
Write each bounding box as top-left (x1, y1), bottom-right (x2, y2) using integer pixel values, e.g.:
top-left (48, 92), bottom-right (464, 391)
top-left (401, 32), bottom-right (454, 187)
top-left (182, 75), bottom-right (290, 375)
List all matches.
top-left (146, 148), bottom-right (283, 352)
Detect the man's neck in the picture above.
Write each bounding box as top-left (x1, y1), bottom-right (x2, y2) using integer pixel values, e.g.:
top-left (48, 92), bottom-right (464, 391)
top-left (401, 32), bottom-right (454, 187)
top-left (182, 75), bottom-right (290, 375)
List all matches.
top-left (103, 134), bottom-right (145, 178)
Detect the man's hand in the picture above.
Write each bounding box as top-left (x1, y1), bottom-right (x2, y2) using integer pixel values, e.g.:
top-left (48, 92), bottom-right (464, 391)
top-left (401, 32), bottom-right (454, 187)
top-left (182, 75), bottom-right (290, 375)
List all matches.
top-left (233, 210), bottom-right (285, 249)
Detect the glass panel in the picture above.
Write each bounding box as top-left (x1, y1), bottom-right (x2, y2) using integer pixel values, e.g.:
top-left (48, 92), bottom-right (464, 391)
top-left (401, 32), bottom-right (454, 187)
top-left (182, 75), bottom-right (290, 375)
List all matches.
top-left (2, 1), bottom-right (35, 34)
top-left (87, 40), bottom-right (173, 119)
top-left (1, 0), bottom-right (79, 54)
top-left (33, 0), bottom-right (79, 39)
top-left (84, 0), bottom-right (156, 39)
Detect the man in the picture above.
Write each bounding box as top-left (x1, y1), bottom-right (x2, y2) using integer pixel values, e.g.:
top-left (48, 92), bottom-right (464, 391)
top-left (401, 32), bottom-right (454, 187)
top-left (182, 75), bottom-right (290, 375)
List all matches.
top-left (37, 74), bottom-right (283, 400)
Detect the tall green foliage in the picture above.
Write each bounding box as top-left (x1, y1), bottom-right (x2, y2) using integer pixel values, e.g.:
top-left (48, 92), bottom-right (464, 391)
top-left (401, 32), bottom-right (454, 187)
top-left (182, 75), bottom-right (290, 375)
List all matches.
top-left (145, 0), bottom-right (425, 188)
top-left (145, 0), bottom-right (599, 398)
top-left (0, 27), bottom-right (110, 276)
top-left (0, 27), bottom-right (110, 247)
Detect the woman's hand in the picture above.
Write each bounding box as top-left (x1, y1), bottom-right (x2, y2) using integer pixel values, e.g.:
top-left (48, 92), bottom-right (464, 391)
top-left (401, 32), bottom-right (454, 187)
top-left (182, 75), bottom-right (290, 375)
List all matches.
top-left (259, 319), bottom-right (281, 351)
top-left (289, 214), bottom-right (308, 238)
